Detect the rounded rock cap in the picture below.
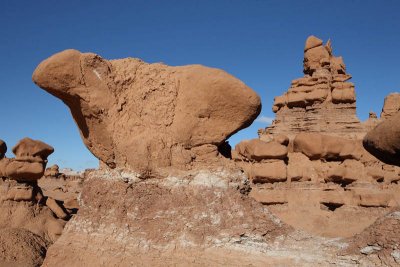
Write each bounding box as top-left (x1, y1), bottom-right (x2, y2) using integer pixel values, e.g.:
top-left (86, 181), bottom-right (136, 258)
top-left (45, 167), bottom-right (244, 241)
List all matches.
top-left (304, 35), bottom-right (324, 52)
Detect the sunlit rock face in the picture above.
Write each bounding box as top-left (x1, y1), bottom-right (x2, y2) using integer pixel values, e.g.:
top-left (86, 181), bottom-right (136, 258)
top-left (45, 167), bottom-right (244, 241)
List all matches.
top-left (0, 138), bottom-right (53, 181)
top-left (33, 49), bottom-right (261, 176)
top-left (260, 36), bottom-right (370, 141)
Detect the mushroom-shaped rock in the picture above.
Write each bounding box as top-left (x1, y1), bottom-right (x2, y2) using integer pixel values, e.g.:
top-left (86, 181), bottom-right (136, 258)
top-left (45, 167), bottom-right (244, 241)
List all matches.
top-left (12, 138), bottom-right (54, 161)
top-left (0, 140), bottom-right (6, 159)
top-left (33, 49), bottom-right (261, 175)
top-left (363, 111), bottom-right (400, 166)
top-left (294, 133), bottom-right (361, 160)
top-left (0, 138), bottom-right (54, 181)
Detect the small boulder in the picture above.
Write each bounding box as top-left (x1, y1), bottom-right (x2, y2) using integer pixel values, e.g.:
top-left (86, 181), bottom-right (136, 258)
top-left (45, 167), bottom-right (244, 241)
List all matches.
top-left (363, 111), bottom-right (400, 166)
top-left (235, 139), bottom-right (288, 161)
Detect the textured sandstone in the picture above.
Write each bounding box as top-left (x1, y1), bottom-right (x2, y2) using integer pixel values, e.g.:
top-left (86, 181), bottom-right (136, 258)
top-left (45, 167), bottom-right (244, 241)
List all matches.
top-left (363, 111), bottom-right (400, 166)
top-left (235, 139), bottom-right (288, 161)
top-left (46, 197), bottom-right (68, 220)
top-left (325, 159), bottom-right (363, 184)
top-left (0, 138), bottom-right (54, 181)
top-left (33, 49), bottom-right (261, 175)
top-left (260, 36), bottom-right (372, 141)
top-left (251, 161), bottom-right (287, 183)
top-left (293, 133), bottom-right (361, 160)
top-left (0, 228), bottom-right (47, 267)
top-left (287, 152), bottom-right (312, 181)
top-left (44, 164), bottom-right (59, 177)
top-left (381, 92), bottom-right (400, 119)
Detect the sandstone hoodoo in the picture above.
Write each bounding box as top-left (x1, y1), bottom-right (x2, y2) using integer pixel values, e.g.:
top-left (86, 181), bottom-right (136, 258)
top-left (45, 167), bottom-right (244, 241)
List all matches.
top-left (235, 36), bottom-right (400, 239)
top-left (0, 137), bottom-right (72, 266)
top-left (0, 137), bottom-right (54, 181)
top-left (260, 36), bottom-right (371, 140)
top-left (33, 49), bottom-right (261, 176)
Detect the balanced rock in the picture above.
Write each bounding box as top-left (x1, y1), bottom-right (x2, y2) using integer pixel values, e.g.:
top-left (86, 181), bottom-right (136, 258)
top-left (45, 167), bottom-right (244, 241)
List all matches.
top-left (0, 138), bottom-right (54, 181)
top-left (33, 49), bottom-right (261, 175)
top-left (363, 111), bottom-right (400, 166)
top-left (293, 133), bottom-right (361, 160)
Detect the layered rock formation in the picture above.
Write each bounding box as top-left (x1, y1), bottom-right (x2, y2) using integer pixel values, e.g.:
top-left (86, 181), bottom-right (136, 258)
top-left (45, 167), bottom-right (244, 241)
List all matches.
top-left (33, 41), bottom-right (400, 265)
top-left (233, 131), bottom-right (400, 237)
top-left (235, 36), bottom-right (400, 238)
top-left (0, 138), bottom-right (71, 264)
top-left (0, 138), bottom-right (54, 181)
top-left (33, 50), bottom-right (261, 176)
top-left (260, 36), bottom-right (373, 140)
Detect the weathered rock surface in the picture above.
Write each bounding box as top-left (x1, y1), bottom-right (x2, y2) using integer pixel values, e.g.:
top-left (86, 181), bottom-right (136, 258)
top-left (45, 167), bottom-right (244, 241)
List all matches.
top-left (0, 138), bottom-right (71, 254)
top-left (293, 133), bottom-right (361, 160)
top-left (260, 36), bottom-right (374, 140)
top-left (44, 164), bottom-right (59, 177)
top-left (238, 36), bottom-right (400, 242)
top-left (381, 92), bottom-right (400, 119)
top-left (0, 138), bottom-right (54, 181)
top-left (41, 168), bottom-right (400, 266)
top-left (33, 49), bottom-right (261, 175)
top-left (0, 179), bottom-right (66, 243)
top-left (344, 208), bottom-right (400, 266)
top-left (33, 37), bottom-right (400, 266)
top-left (235, 139), bottom-right (288, 161)
top-left (363, 111), bottom-right (400, 166)
top-left (0, 228), bottom-right (48, 267)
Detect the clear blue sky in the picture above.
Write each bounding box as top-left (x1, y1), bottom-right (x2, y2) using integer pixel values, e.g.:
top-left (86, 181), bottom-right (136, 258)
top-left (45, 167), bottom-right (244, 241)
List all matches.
top-left (1, 0), bottom-right (399, 170)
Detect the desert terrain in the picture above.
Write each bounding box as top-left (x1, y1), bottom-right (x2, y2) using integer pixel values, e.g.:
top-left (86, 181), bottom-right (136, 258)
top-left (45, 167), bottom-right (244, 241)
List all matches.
top-left (0, 36), bottom-right (399, 266)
